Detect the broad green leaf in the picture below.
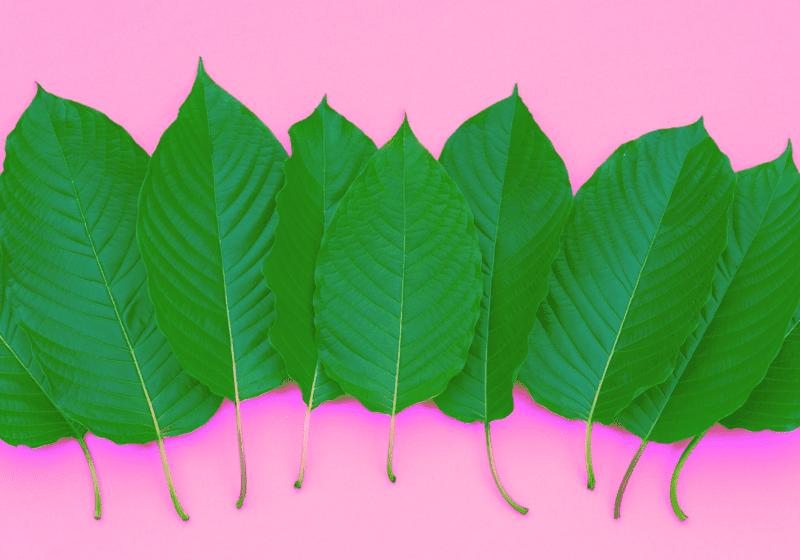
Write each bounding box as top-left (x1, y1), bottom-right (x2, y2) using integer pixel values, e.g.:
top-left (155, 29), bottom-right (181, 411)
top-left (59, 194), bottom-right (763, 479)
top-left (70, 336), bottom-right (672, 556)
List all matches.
top-left (138, 60), bottom-right (287, 508)
top-left (263, 96), bottom-right (376, 488)
top-left (518, 119), bottom-right (735, 489)
top-left (0, 86), bottom-right (222, 519)
top-left (432, 87), bottom-right (572, 513)
top-left (612, 144), bottom-right (800, 518)
top-left (315, 118), bottom-right (482, 482)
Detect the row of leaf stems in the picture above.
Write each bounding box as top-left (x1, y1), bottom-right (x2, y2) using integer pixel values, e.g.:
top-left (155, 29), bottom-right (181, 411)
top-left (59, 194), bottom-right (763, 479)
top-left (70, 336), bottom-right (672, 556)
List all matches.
top-left (1, 58), bottom-right (798, 523)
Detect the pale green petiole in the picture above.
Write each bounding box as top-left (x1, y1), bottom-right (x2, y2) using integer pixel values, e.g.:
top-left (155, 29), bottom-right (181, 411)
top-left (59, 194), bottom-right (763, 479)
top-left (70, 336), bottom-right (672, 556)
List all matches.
top-left (485, 421), bottom-right (528, 514)
top-left (77, 434), bottom-right (101, 520)
top-left (671, 429), bottom-right (708, 521)
top-left (614, 439), bottom-right (648, 519)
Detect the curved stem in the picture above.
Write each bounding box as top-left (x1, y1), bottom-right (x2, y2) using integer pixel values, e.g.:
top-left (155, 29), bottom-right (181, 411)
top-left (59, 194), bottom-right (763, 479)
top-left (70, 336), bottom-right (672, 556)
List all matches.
top-left (387, 411), bottom-right (397, 483)
top-left (671, 429), bottom-right (707, 521)
top-left (485, 421), bottom-right (528, 514)
top-left (156, 434), bottom-right (189, 521)
top-left (614, 439), bottom-right (648, 519)
top-left (77, 434), bottom-right (101, 520)
top-left (585, 419), bottom-right (595, 489)
top-left (294, 401), bottom-right (312, 489)
top-left (234, 397), bottom-right (247, 509)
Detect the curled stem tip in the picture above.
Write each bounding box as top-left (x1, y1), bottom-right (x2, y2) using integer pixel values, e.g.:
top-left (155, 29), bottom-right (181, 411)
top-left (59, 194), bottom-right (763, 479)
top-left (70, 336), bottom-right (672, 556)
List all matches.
top-left (387, 412), bottom-right (397, 483)
top-left (671, 430), bottom-right (707, 522)
top-left (234, 398), bottom-right (247, 509)
top-left (156, 435), bottom-right (189, 521)
top-left (485, 422), bottom-right (528, 515)
top-left (294, 402), bottom-right (313, 489)
top-left (78, 435), bottom-right (102, 520)
top-left (585, 419), bottom-right (596, 490)
top-left (614, 439), bottom-right (648, 520)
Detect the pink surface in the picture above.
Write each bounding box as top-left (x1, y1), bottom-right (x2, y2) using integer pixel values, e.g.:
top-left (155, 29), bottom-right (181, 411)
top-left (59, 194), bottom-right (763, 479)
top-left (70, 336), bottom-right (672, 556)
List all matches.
top-left (1, 1), bottom-right (799, 558)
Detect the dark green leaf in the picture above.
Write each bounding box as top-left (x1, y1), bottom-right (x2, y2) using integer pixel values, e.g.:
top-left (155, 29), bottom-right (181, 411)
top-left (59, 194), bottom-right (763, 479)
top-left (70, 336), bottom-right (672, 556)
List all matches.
top-left (264, 96), bottom-right (376, 487)
top-left (518, 119), bottom-right (735, 489)
top-left (1, 86), bottom-right (221, 519)
top-left (315, 118), bottom-right (482, 482)
top-left (432, 87), bottom-right (572, 512)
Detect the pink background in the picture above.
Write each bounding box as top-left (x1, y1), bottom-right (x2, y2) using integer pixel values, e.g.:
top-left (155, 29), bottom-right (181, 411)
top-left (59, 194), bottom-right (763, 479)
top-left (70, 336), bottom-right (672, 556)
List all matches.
top-left (2, 1), bottom-right (799, 558)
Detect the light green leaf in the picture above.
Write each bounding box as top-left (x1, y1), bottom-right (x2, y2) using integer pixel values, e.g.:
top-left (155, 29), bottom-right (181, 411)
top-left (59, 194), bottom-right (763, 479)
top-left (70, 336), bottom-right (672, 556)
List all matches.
top-left (432, 87), bottom-right (572, 513)
top-left (518, 119), bottom-right (735, 489)
top-left (138, 60), bottom-right (287, 508)
top-left (1, 86), bottom-right (222, 519)
top-left (613, 144), bottom-right (800, 518)
top-left (264, 96), bottom-right (376, 488)
top-left (315, 118), bottom-right (482, 482)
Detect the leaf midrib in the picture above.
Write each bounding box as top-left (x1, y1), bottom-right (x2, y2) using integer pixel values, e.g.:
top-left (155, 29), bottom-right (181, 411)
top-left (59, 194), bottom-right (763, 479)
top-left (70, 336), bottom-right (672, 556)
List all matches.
top-left (391, 129), bottom-right (408, 417)
top-left (587, 126), bottom-right (703, 424)
top-left (42, 106), bottom-right (165, 438)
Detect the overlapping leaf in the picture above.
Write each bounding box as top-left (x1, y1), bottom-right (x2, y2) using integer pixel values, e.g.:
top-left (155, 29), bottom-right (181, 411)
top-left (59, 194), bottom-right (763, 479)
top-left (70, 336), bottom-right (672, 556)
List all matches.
top-left (264, 96), bottom-right (376, 487)
top-left (432, 87), bottom-right (572, 512)
top-left (315, 118), bottom-right (482, 482)
top-left (611, 143), bottom-right (800, 517)
top-left (138, 60), bottom-right (287, 507)
top-left (0, 86), bottom-right (222, 519)
top-left (519, 120), bottom-right (735, 489)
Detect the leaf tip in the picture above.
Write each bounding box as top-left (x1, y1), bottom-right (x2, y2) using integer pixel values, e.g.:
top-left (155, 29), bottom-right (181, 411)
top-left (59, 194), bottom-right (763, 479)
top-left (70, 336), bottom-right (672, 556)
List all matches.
top-left (512, 83), bottom-right (519, 96)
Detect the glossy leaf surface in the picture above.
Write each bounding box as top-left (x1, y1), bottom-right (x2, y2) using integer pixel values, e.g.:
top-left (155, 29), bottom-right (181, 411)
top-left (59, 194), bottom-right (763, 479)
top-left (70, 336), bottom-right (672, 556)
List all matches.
top-left (315, 119), bottom-right (482, 480)
top-left (618, 144), bottom-right (800, 443)
top-left (519, 120), bottom-right (735, 486)
top-left (265, 97), bottom-right (376, 409)
top-left (433, 87), bottom-right (572, 424)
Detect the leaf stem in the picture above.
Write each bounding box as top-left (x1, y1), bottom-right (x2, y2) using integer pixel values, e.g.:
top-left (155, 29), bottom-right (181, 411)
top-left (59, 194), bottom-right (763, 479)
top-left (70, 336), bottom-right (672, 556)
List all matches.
top-left (585, 419), bottom-right (595, 489)
top-left (77, 434), bottom-right (102, 520)
top-left (485, 421), bottom-right (528, 514)
top-left (671, 429), bottom-right (708, 521)
top-left (234, 397), bottom-right (247, 508)
top-left (294, 400), bottom-right (312, 489)
top-left (387, 411), bottom-right (397, 483)
top-left (614, 439), bottom-right (648, 519)
top-left (155, 433), bottom-right (189, 521)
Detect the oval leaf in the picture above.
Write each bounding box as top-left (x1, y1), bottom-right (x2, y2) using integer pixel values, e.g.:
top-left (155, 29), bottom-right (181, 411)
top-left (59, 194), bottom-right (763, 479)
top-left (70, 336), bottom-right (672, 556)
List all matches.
top-left (315, 118), bottom-right (482, 481)
top-left (138, 60), bottom-right (287, 507)
top-left (518, 119), bottom-right (735, 488)
top-left (1, 86), bottom-right (221, 519)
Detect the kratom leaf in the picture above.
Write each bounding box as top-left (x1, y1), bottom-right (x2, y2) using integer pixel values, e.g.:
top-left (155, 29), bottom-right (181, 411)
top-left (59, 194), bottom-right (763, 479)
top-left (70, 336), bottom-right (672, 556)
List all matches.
top-left (315, 118), bottom-right (482, 482)
top-left (0, 86), bottom-right (222, 520)
top-left (432, 87), bottom-right (572, 513)
top-left (264, 96), bottom-right (376, 488)
top-left (518, 119), bottom-right (735, 490)
top-left (138, 60), bottom-right (286, 508)
top-left (613, 143), bottom-right (800, 519)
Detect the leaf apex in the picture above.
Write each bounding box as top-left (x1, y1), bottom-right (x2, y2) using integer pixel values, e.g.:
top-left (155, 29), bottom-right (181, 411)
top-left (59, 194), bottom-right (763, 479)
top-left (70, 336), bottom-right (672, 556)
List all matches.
top-left (512, 83), bottom-right (519, 96)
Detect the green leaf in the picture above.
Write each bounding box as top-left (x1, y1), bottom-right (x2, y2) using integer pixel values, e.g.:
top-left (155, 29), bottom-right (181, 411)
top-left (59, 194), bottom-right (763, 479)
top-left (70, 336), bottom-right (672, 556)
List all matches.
top-left (138, 60), bottom-right (287, 508)
top-left (518, 119), bottom-right (735, 489)
top-left (315, 118), bottom-right (483, 482)
top-left (0, 86), bottom-right (222, 520)
top-left (613, 143), bottom-right (800, 519)
top-left (264, 96), bottom-right (376, 488)
top-left (431, 87), bottom-right (572, 513)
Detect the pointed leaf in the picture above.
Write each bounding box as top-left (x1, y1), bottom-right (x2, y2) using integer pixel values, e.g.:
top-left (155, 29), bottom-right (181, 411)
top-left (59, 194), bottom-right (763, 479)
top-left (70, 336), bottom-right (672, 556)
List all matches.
top-left (518, 120), bottom-right (735, 485)
top-left (617, 143), bottom-right (800, 443)
top-left (314, 119), bottom-right (482, 479)
top-left (433, 87), bottom-right (572, 424)
top-left (265, 97), bottom-right (376, 409)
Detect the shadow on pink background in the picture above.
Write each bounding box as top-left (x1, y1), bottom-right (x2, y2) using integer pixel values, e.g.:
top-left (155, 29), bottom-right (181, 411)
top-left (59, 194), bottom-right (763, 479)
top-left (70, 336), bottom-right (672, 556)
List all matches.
top-left (1, 1), bottom-right (799, 558)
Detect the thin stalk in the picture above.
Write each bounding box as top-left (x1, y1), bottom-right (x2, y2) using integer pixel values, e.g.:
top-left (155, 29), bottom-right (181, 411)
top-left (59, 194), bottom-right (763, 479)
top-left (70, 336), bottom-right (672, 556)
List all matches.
top-left (671, 430), bottom-right (708, 521)
top-left (614, 439), bottom-right (648, 519)
top-left (234, 397), bottom-right (247, 508)
top-left (585, 419), bottom-right (595, 489)
top-left (294, 401), bottom-right (312, 489)
top-left (155, 434), bottom-right (189, 521)
top-left (77, 434), bottom-right (101, 520)
top-left (387, 412), bottom-right (397, 483)
top-left (485, 421), bottom-right (528, 514)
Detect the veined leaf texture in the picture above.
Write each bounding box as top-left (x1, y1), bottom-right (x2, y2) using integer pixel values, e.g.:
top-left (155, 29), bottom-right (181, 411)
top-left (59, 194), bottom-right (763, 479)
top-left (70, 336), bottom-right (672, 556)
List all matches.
top-left (0, 63), bottom-right (799, 522)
